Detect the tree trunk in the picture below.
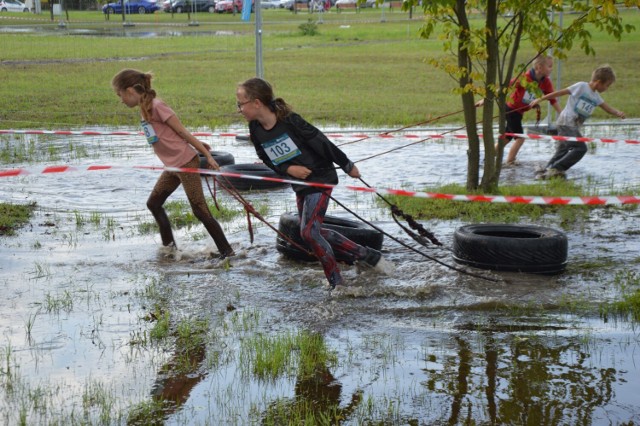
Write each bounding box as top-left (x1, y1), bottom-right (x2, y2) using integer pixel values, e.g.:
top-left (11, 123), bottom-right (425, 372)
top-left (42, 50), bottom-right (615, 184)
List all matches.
top-left (480, 0), bottom-right (499, 191)
top-left (454, 0), bottom-right (480, 191)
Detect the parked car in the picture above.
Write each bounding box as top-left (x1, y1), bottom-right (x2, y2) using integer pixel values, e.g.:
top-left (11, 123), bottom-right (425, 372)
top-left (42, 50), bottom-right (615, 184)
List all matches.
top-left (102, 0), bottom-right (160, 14)
top-left (0, 0), bottom-right (29, 12)
top-left (214, 0), bottom-right (253, 13)
top-left (163, 0), bottom-right (215, 13)
top-left (259, 0), bottom-right (278, 8)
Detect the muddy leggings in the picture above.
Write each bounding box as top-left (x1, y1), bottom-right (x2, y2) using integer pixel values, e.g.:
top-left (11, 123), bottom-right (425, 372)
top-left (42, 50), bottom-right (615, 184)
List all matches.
top-left (147, 155), bottom-right (233, 256)
top-left (297, 190), bottom-right (368, 287)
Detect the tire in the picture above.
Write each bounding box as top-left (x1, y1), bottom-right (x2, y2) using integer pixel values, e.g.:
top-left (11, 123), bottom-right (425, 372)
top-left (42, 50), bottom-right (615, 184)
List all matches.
top-left (452, 224), bottom-right (568, 275)
top-left (198, 151), bottom-right (235, 169)
top-left (207, 5), bottom-right (214, 12)
top-left (175, 5), bottom-right (183, 12)
top-left (105, 7), bottom-right (115, 13)
top-left (138, 6), bottom-right (146, 13)
top-left (218, 163), bottom-right (289, 191)
top-left (276, 212), bottom-right (384, 263)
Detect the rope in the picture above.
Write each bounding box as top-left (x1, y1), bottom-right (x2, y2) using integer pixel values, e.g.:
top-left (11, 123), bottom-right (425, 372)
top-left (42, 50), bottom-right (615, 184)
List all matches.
top-left (358, 177), bottom-right (442, 247)
top-left (203, 174), bottom-right (316, 257)
top-left (336, 108), bottom-right (466, 148)
top-left (328, 194), bottom-right (498, 282)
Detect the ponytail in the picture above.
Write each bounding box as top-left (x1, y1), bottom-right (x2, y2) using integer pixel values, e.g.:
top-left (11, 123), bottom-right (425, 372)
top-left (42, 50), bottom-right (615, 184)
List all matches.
top-left (111, 69), bottom-right (157, 121)
top-left (239, 78), bottom-right (292, 121)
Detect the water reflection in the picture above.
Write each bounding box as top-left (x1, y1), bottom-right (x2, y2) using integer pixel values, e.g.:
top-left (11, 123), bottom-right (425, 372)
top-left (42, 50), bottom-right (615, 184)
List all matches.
top-left (1, 127), bottom-right (640, 424)
top-left (0, 24), bottom-right (239, 38)
top-left (420, 325), bottom-right (632, 425)
top-left (262, 365), bottom-right (363, 425)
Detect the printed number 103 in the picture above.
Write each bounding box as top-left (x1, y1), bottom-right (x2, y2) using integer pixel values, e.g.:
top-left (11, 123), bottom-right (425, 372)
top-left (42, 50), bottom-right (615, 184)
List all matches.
top-left (269, 143), bottom-right (291, 157)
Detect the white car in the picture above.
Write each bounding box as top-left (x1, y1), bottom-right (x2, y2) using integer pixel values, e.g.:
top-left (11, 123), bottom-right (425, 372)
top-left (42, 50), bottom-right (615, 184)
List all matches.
top-left (260, 0), bottom-right (279, 8)
top-left (0, 0), bottom-right (29, 12)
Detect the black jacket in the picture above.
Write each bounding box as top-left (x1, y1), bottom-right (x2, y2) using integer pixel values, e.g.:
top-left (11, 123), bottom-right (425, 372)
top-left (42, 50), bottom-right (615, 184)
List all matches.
top-left (249, 113), bottom-right (355, 196)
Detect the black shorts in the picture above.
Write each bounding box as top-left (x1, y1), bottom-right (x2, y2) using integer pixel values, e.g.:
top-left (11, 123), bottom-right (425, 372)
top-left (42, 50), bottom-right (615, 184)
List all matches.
top-left (504, 106), bottom-right (523, 141)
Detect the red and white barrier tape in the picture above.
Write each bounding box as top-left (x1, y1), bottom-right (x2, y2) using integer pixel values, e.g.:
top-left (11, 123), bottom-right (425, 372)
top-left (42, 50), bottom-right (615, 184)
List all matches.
top-left (504, 132), bottom-right (640, 145)
top-left (0, 128), bottom-right (435, 139)
top-left (3, 128), bottom-right (640, 145)
top-left (2, 163), bottom-right (639, 206)
top-left (0, 129), bottom-right (242, 138)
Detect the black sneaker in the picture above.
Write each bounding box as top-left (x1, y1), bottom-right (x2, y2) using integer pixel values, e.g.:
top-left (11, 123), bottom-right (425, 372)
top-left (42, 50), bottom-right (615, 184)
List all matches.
top-left (362, 248), bottom-right (382, 268)
top-left (219, 250), bottom-right (235, 260)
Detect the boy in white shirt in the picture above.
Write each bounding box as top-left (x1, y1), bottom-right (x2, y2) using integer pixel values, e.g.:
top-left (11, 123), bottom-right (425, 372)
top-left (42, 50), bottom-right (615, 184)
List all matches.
top-left (530, 65), bottom-right (625, 179)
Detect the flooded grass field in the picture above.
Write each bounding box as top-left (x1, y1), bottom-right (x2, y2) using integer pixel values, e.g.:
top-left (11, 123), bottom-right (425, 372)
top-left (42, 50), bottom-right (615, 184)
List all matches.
top-left (1, 124), bottom-right (640, 424)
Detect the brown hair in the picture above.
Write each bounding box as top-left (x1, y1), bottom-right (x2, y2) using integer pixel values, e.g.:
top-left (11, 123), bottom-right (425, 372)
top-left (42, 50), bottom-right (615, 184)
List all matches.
top-left (238, 78), bottom-right (292, 121)
top-left (111, 69), bottom-right (156, 122)
top-left (592, 65), bottom-right (616, 85)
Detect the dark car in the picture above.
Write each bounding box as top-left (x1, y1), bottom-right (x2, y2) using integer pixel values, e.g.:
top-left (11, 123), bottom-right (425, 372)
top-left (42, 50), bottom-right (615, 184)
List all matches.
top-left (163, 0), bottom-right (215, 13)
top-left (102, 0), bottom-right (160, 14)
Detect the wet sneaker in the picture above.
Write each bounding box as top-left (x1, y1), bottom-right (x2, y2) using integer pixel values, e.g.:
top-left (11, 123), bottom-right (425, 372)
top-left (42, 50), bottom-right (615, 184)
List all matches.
top-left (358, 248), bottom-right (395, 275)
top-left (218, 250), bottom-right (235, 260)
top-left (362, 248), bottom-right (382, 268)
top-left (545, 168), bottom-right (566, 180)
top-left (534, 169), bottom-right (547, 180)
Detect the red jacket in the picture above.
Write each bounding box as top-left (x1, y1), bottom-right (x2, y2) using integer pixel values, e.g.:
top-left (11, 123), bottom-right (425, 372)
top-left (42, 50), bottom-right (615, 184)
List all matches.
top-left (506, 68), bottom-right (558, 115)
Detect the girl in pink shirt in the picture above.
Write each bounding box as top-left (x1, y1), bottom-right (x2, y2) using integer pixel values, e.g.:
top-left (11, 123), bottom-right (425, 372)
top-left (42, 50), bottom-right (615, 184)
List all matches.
top-left (112, 69), bottom-right (234, 259)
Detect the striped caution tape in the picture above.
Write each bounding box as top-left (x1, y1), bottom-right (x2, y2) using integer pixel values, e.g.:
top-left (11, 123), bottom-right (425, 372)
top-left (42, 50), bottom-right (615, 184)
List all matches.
top-left (4, 128), bottom-right (639, 145)
top-left (504, 132), bottom-right (640, 145)
top-left (0, 129), bottom-right (242, 138)
top-left (2, 163), bottom-right (639, 206)
top-left (0, 128), bottom-right (466, 140)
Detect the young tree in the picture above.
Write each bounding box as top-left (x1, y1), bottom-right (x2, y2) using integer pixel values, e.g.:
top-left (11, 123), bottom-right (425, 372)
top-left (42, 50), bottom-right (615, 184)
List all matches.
top-left (407, 0), bottom-right (637, 191)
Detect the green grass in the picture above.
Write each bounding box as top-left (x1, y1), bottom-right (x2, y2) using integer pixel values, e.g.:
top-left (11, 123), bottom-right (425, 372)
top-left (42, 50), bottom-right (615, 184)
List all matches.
top-left (386, 179), bottom-right (639, 229)
top-left (0, 8), bottom-right (638, 129)
top-left (0, 202), bottom-right (36, 235)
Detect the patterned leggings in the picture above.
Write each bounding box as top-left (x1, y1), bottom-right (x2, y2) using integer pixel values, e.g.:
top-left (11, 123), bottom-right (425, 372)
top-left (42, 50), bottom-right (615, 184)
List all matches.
top-left (147, 155), bottom-right (233, 256)
top-left (297, 190), bottom-right (368, 287)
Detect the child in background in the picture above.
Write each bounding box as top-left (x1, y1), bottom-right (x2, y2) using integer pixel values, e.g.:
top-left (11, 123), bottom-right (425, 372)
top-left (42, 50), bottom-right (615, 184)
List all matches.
top-left (500, 55), bottom-right (563, 165)
top-left (236, 77), bottom-right (393, 290)
top-left (111, 69), bottom-right (235, 259)
top-left (531, 64), bottom-right (625, 179)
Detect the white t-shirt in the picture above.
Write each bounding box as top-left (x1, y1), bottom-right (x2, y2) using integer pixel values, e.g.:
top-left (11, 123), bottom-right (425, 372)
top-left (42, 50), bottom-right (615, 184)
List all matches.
top-left (556, 81), bottom-right (604, 128)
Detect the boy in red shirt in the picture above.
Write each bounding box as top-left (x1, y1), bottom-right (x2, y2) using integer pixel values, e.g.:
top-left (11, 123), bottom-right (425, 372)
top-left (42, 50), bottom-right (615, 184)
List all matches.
top-left (501, 55), bottom-right (562, 165)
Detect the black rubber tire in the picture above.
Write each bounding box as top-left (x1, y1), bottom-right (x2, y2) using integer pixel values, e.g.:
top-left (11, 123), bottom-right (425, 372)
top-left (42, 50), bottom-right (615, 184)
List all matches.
top-left (276, 212), bottom-right (384, 263)
top-left (218, 163), bottom-right (289, 191)
top-left (452, 223), bottom-right (568, 275)
top-left (198, 151), bottom-right (235, 169)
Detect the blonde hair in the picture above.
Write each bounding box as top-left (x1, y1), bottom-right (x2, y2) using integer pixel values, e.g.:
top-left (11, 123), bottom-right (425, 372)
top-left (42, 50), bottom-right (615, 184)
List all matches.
top-left (592, 65), bottom-right (616, 85)
top-left (111, 69), bottom-right (156, 122)
top-left (532, 54), bottom-right (552, 69)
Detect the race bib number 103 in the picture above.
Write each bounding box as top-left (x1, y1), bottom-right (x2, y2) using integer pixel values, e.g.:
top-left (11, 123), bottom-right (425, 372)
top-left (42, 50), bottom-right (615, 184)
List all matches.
top-left (262, 134), bottom-right (301, 165)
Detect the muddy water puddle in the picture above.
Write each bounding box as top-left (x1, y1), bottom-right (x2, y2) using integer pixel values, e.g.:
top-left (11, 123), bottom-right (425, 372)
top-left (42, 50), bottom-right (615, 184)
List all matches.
top-left (1, 124), bottom-right (640, 424)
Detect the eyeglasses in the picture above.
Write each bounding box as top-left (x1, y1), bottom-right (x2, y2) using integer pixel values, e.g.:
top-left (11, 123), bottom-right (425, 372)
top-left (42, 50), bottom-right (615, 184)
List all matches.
top-left (236, 100), bottom-right (251, 110)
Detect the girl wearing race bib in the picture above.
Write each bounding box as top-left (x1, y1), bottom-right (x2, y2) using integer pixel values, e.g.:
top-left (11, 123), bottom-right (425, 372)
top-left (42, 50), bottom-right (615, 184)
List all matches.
top-left (111, 69), bottom-right (235, 259)
top-left (530, 65), bottom-right (625, 179)
top-left (236, 77), bottom-right (392, 290)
